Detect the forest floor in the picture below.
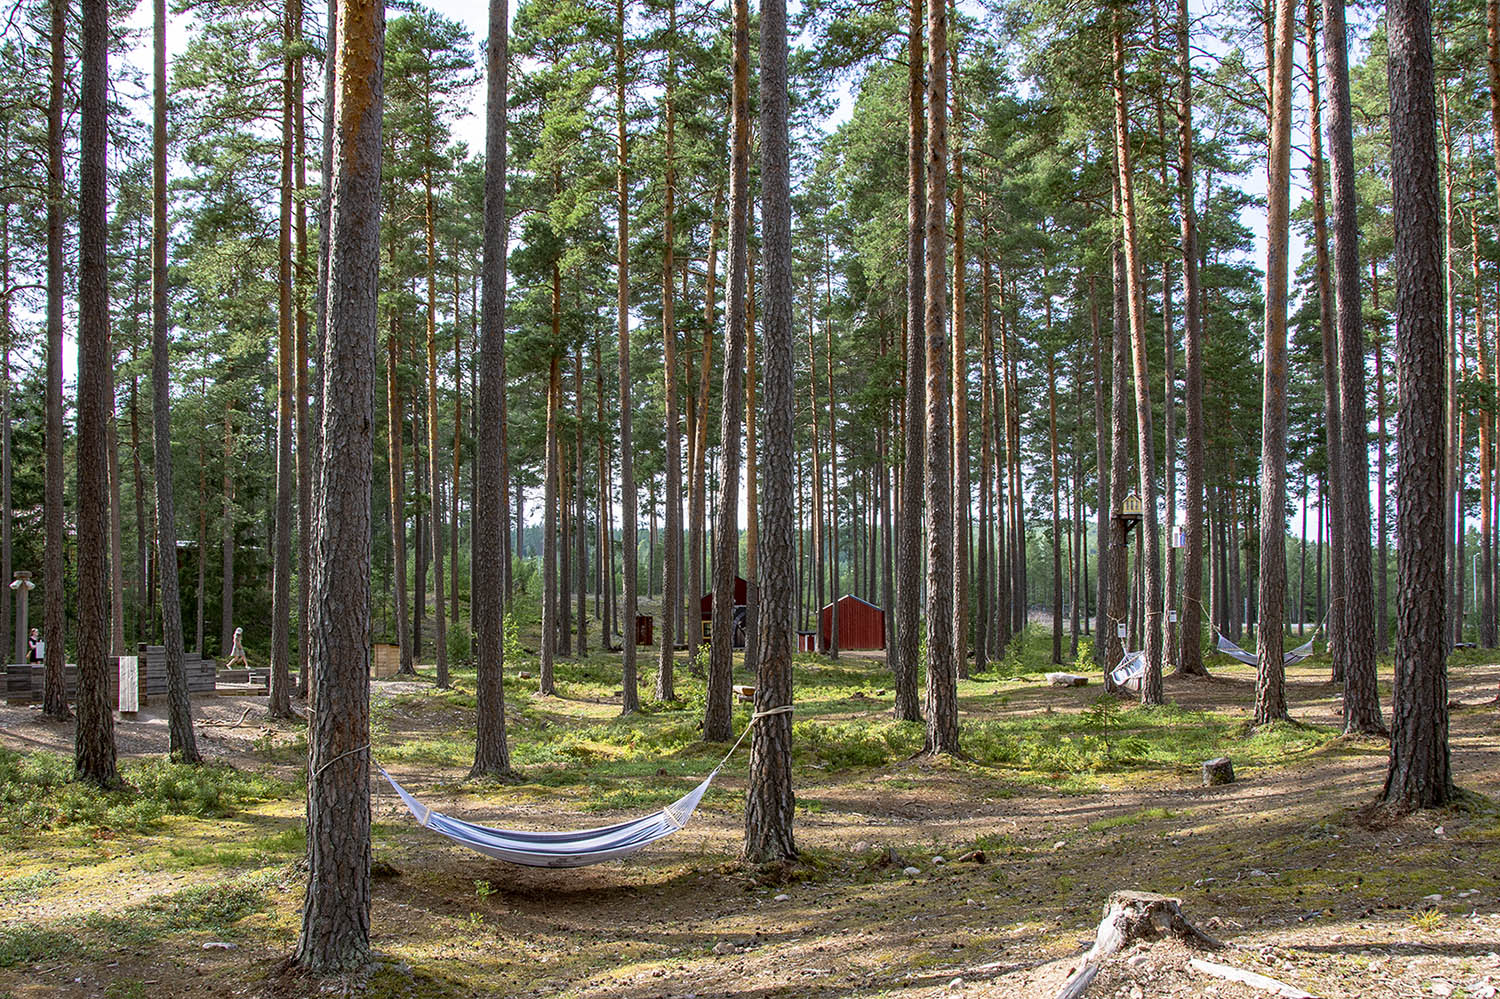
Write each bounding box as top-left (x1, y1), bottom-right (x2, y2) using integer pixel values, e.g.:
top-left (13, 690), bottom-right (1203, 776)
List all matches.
top-left (1, 635), bottom-right (1498, 999)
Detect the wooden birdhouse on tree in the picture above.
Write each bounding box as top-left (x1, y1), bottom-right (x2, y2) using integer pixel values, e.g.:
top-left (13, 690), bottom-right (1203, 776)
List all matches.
top-left (1115, 493), bottom-right (1144, 535)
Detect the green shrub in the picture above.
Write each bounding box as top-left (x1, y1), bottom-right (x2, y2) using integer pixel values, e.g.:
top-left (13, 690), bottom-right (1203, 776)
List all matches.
top-left (0, 748), bottom-right (295, 840)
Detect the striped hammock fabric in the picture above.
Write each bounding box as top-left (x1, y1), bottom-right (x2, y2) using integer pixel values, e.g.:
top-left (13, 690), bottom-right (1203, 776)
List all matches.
top-left (379, 766), bottom-right (715, 868)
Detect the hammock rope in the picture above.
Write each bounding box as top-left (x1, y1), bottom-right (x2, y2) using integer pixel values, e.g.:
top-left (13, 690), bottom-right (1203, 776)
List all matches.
top-left (379, 704), bottom-right (793, 869)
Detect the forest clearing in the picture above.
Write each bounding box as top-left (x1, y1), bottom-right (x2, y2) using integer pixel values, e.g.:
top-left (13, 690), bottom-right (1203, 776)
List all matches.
top-left (0, 0), bottom-right (1490, 985)
top-left (2, 641), bottom-right (1498, 999)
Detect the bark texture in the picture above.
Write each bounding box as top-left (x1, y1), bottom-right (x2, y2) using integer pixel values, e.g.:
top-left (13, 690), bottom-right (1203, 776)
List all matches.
top-left (893, 0), bottom-right (924, 724)
top-left (154, 0), bottom-right (199, 758)
top-left (706, 0), bottom-right (750, 744)
top-left (923, 0), bottom-right (958, 755)
top-left (1384, 0), bottom-right (1454, 811)
top-left (294, 0), bottom-right (383, 970)
top-left (74, 0), bottom-right (116, 786)
top-left (471, 0), bottom-right (512, 778)
top-left (745, 0), bottom-right (796, 865)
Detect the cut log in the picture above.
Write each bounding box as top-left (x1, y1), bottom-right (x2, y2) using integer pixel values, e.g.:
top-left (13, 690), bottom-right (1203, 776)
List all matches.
top-left (1054, 892), bottom-right (1221, 999)
top-left (1202, 757), bottom-right (1236, 786)
top-left (1188, 958), bottom-right (1317, 998)
top-left (1047, 672), bottom-right (1090, 687)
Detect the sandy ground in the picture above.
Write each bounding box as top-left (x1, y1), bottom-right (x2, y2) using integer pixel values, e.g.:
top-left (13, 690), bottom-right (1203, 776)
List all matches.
top-left (1, 663), bottom-right (1498, 999)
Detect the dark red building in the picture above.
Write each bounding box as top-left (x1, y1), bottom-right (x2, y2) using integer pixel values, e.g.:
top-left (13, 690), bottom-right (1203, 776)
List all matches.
top-left (699, 576), bottom-right (749, 617)
top-left (819, 594), bottom-right (886, 651)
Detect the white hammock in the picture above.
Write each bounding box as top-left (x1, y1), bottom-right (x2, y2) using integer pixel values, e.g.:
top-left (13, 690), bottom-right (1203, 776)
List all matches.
top-left (1213, 629), bottom-right (1317, 668)
top-left (379, 705), bottom-right (792, 868)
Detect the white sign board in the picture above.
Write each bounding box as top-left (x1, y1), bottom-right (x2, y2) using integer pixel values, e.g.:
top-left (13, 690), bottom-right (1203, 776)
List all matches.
top-left (118, 655), bottom-right (138, 715)
top-left (1168, 610), bottom-right (1178, 623)
top-left (1117, 623), bottom-right (1128, 639)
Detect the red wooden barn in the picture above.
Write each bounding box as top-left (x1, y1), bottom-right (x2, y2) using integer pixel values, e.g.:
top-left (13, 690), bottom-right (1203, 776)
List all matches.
top-left (699, 576), bottom-right (749, 617)
top-left (819, 594), bottom-right (886, 651)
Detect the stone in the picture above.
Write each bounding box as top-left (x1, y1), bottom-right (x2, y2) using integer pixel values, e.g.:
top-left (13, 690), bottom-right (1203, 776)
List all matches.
top-left (902, 866), bottom-right (921, 877)
top-left (712, 941), bottom-right (735, 956)
top-left (1202, 757), bottom-right (1235, 786)
top-left (774, 894), bottom-right (790, 902)
top-left (933, 855), bottom-right (946, 865)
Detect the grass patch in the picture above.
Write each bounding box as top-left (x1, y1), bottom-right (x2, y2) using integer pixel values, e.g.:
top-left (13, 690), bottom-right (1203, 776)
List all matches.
top-left (1087, 807), bottom-right (1175, 832)
top-left (0, 868), bottom-right (60, 904)
top-left (82, 871), bottom-right (278, 948)
top-left (0, 749), bottom-right (297, 843)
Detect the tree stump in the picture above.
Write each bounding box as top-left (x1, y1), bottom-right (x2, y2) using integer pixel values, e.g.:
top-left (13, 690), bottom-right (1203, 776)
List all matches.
top-left (1055, 892), bottom-right (1222, 999)
top-left (1047, 672), bottom-right (1090, 687)
top-left (1203, 757), bottom-right (1236, 786)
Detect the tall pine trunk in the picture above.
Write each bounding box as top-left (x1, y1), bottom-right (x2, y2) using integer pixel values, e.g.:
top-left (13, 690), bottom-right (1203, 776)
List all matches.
top-left (269, 0), bottom-right (298, 719)
top-left (296, 0), bottom-right (383, 966)
top-left (1255, 0), bottom-right (1295, 725)
top-left (153, 0), bottom-right (199, 757)
top-left (1384, 0), bottom-right (1453, 810)
top-left (614, 0), bottom-right (639, 713)
top-left (42, 0), bottom-right (69, 723)
top-left (744, 0), bottom-right (796, 866)
top-left (893, 0), bottom-right (925, 723)
top-left (658, 7), bottom-right (679, 699)
top-left (1175, 0), bottom-right (1206, 676)
top-left (75, 0), bottom-right (116, 784)
top-left (471, 0), bottom-right (512, 779)
top-left (1325, 0), bottom-right (1385, 734)
top-left (923, 0), bottom-right (958, 755)
top-left (705, 0), bottom-right (750, 743)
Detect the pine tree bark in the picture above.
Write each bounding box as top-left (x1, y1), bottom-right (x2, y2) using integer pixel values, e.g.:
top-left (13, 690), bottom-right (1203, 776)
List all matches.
top-left (153, 0), bottom-right (199, 758)
top-left (950, 39), bottom-right (969, 678)
top-left (294, 0), bottom-right (383, 969)
top-left (1324, 0), bottom-right (1384, 733)
top-left (1, 162), bottom-right (12, 667)
top-left (1049, 351), bottom-right (1063, 665)
top-left (575, 345), bottom-right (588, 657)
top-left (1473, 211), bottom-right (1495, 649)
top-left (1106, 172), bottom-right (1131, 685)
top-left (386, 321), bottom-right (413, 676)
top-left (542, 341), bottom-right (560, 697)
top-left (42, 0), bottom-right (69, 723)
top-left (1384, 0), bottom-right (1454, 809)
top-left (1092, 273), bottom-right (1112, 674)
top-left (424, 151), bottom-right (449, 689)
top-left (220, 404), bottom-right (236, 657)
top-left (706, 0), bottom-right (750, 743)
top-left (894, 0), bottom-right (925, 723)
top-left (923, 0), bottom-right (958, 755)
top-left (471, 0), bottom-right (512, 779)
top-left (657, 6), bottom-right (679, 699)
top-left (1307, 1), bottom-right (1347, 684)
top-left (269, 0), bottom-right (298, 720)
top-left (824, 247), bottom-right (840, 660)
top-left (689, 193), bottom-right (721, 666)
top-left (744, 0), bottom-right (795, 866)
top-left (1255, 0), bottom-right (1295, 725)
top-left (75, 0), bottom-right (117, 786)
top-left (1175, 0), bottom-right (1207, 677)
top-left (1113, 15), bottom-right (1164, 706)
top-left (614, 0), bottom-right (639, 713)
top-left (294, 0), bottom-right (312, 697)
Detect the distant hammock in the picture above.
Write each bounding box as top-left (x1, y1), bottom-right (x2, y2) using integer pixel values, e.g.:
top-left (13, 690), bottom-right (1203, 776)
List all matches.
top-left (379, 705), bottom-right (793, 869)
top-left (1212, 628), bottom-right (1317, 668)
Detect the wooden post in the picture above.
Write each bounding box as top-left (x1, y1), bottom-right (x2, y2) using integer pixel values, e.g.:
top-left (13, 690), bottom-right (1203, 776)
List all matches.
top-left (118, 653), bottom-right (138, 718)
